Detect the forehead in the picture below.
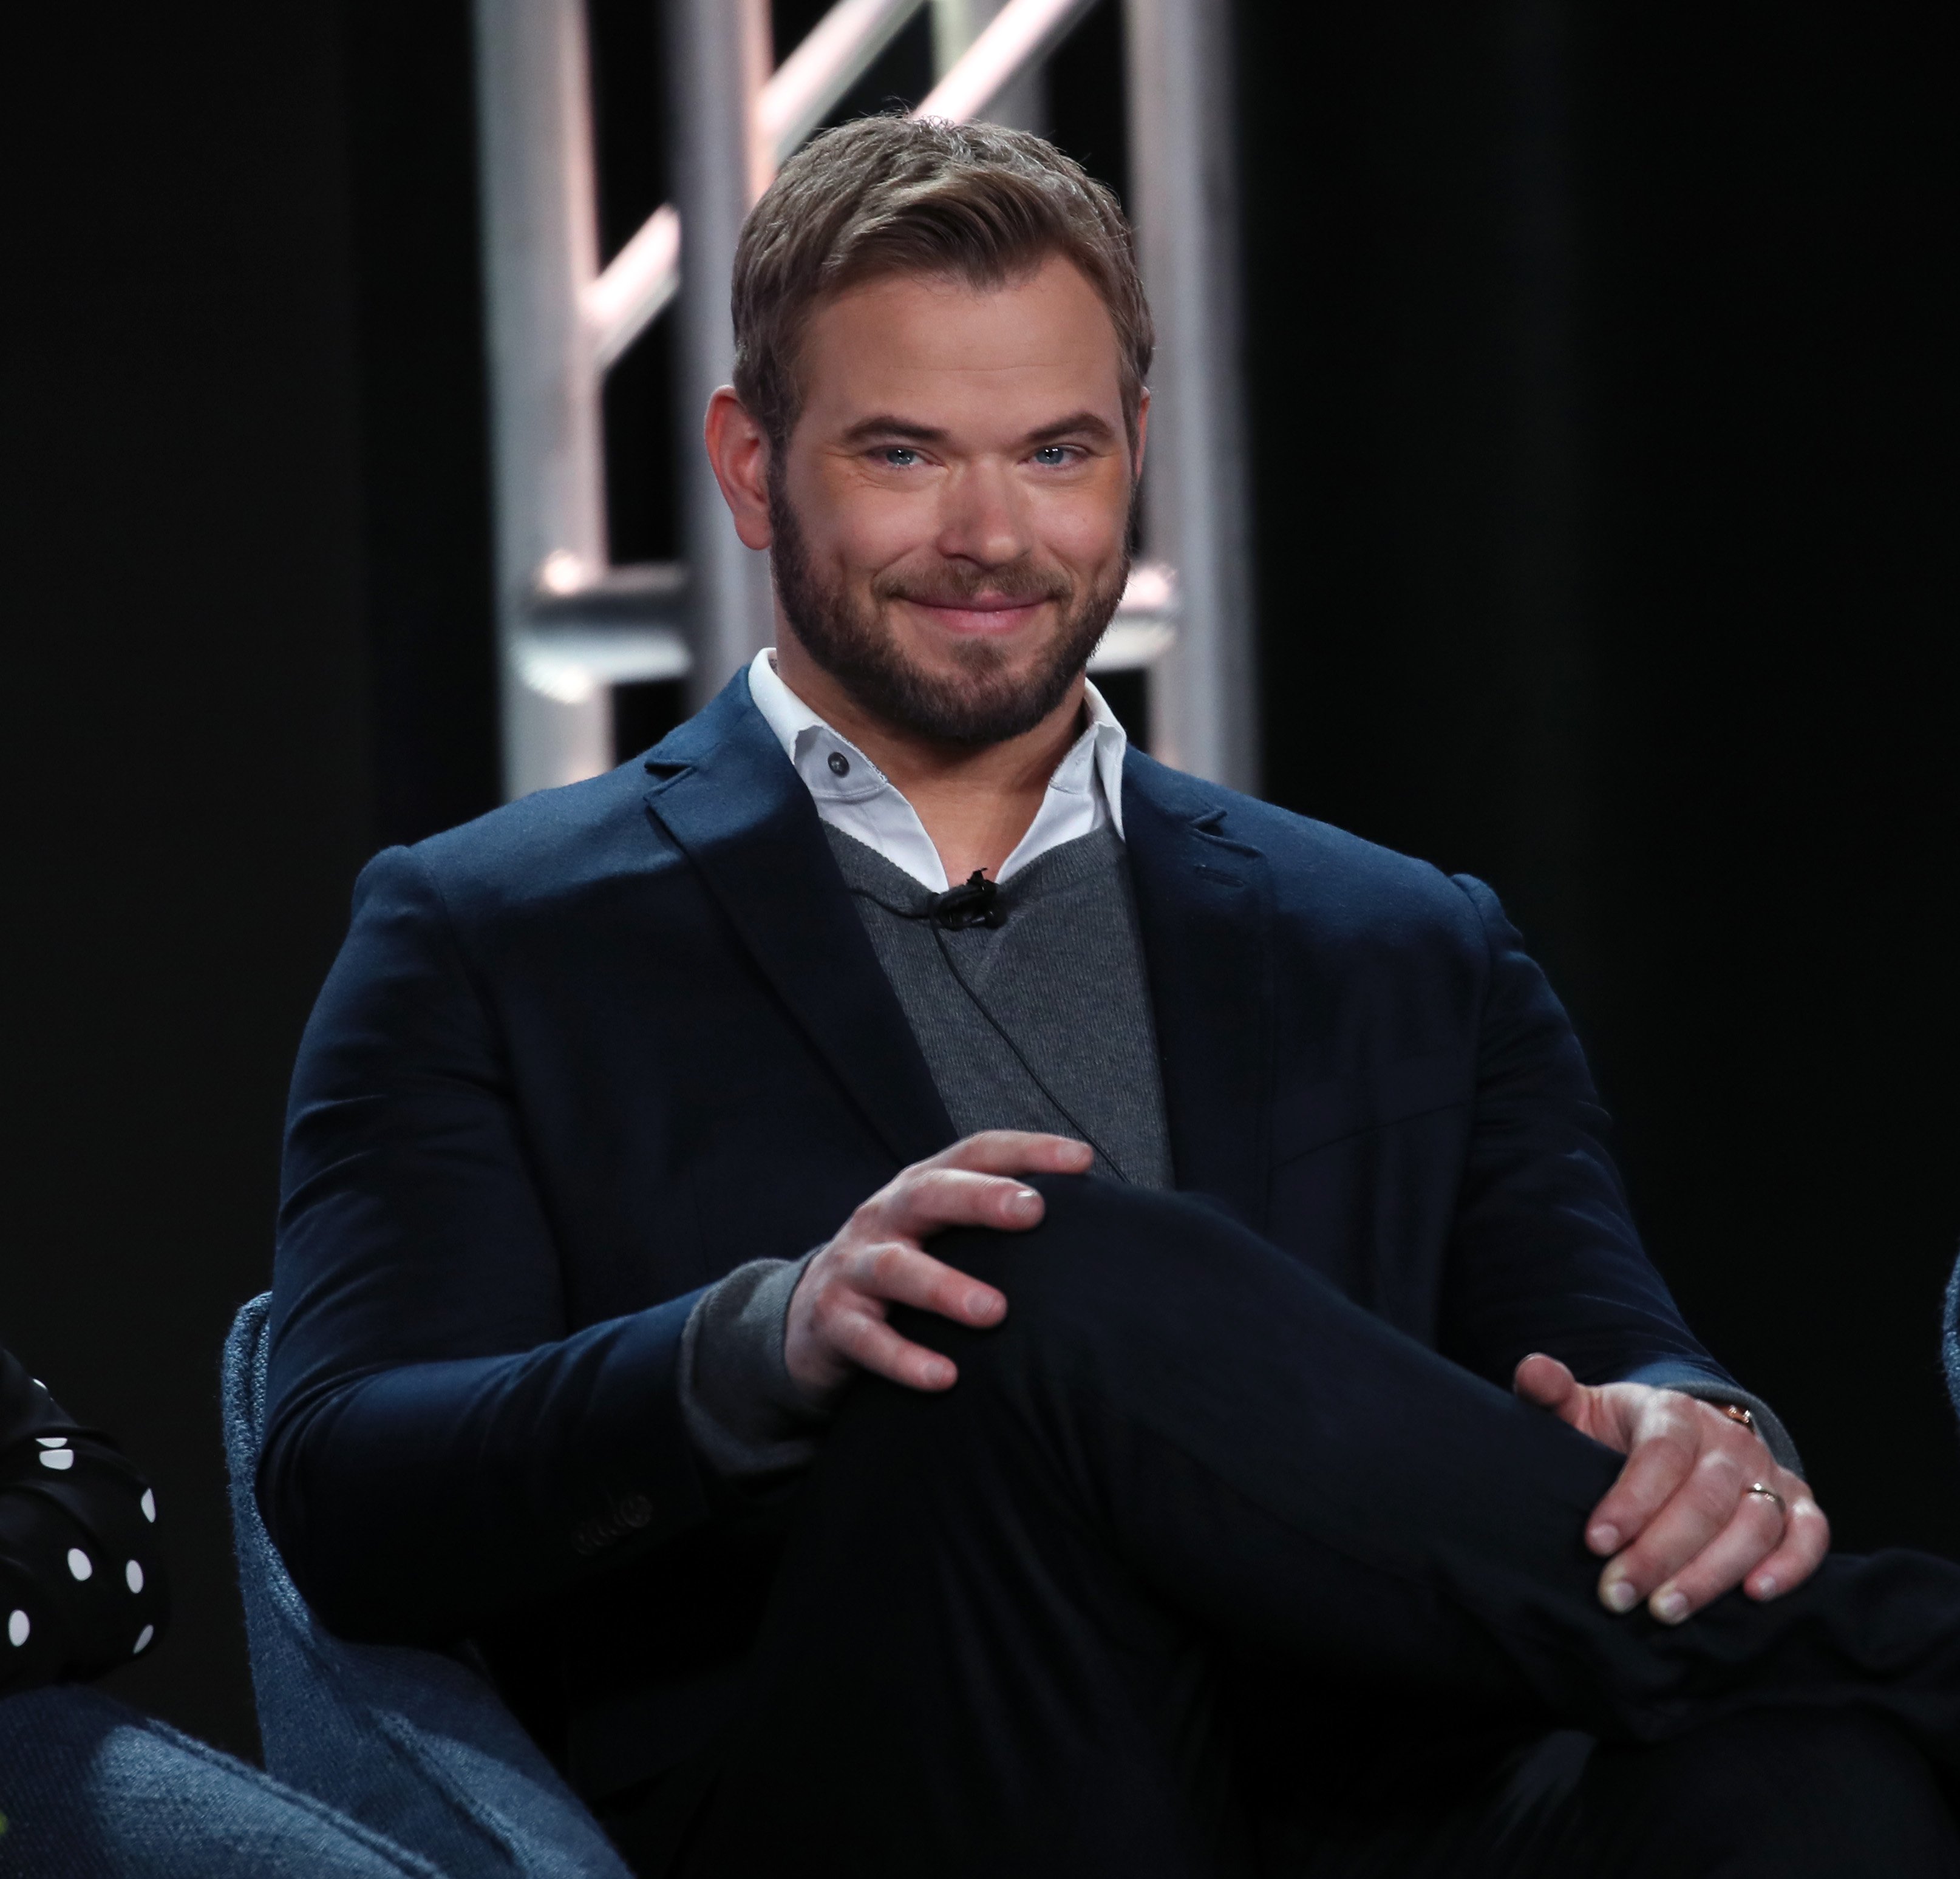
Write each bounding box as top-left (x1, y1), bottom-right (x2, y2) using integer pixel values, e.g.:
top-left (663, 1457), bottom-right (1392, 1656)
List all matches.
top-left (792, 256), bottom-right (1124, 436)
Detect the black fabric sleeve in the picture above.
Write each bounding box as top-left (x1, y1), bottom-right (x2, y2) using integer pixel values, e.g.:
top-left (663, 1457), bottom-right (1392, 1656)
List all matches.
top-left (0, 1347), bottom-right (168, 1694)
top-left (1436, 877), bottom-right (1793, 1450)
top-left (261, 846), bottom-right (716, 1645)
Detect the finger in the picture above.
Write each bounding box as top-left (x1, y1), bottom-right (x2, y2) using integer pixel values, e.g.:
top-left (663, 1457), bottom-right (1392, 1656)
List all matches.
top-left (823, 1305), bottom-right (961, 1392)
top-left (1744, 1484), bottom-right (1831, 1600)
top-left (1643, 1491), bottom-right (1789, 1622)
top-left (875, 1166), bottom-right (1053, 1240)
top-left (1584, 1402), bottom-right (1702, 1558)
top-left (1596, 1442), bottom-right (1751, 1612)
top-left (835, 1241), bottom-right (1007, 1326)
top-left (931, 1131), bottom-right (1094, 1177)
top-left (1513, 1353), bottom-right (1579, 1416)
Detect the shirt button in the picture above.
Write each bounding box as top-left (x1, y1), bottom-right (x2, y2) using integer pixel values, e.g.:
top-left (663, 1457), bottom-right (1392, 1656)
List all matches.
top-left (828, 752), bottom-right (850, 777)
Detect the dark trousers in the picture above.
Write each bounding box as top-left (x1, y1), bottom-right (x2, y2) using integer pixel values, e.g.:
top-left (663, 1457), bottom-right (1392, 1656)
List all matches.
top-left (608, 1177), bottom-right (1960, 1876)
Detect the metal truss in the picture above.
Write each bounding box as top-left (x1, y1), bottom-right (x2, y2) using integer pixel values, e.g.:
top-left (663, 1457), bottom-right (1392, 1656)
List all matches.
top-left (475, 0), bottom-right (1255, 798)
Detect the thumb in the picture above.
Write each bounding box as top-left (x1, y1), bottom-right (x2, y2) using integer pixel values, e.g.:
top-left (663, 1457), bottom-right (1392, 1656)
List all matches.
top-left (1514, 1352), bottom-right (1580, 1418)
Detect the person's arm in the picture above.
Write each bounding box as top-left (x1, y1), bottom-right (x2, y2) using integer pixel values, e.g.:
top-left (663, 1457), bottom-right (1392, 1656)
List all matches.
top-left (1437, 874), bottom-right (1737, 1397)
top-left (263, 848), bottom-right (1078, 1640)
top-left (678, 1253), bottom-right (828, 1480)
top-left (1437, 874), bottom-right (1826, 1621)
top-left (260, 846), bottom-right (720, 1644)
top-left (0, 1347), bottom-right (166, 1692)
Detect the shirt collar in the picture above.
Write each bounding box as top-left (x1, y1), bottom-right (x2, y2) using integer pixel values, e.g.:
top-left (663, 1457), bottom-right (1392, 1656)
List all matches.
top-left (747, 648), bottom-right (1128, 887)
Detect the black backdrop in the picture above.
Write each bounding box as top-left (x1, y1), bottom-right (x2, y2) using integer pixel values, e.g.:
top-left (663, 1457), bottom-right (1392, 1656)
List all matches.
top-left (2, 0), bottom-right (1953, 1761)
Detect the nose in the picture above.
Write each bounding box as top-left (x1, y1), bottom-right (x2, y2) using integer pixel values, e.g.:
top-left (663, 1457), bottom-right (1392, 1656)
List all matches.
top-left (933, 457), bottom-right (1030, 571)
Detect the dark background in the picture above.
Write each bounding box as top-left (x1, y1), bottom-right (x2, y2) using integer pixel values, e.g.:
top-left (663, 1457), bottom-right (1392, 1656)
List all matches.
top-left (2, 0), bottom-right (1952, 1761)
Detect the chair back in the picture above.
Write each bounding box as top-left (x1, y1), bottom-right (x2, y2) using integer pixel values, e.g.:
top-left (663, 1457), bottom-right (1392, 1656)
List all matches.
top-left (220, 1293), bottom-right (633, 1879)
top-left (1944, 1259), bottom-right (1960, 1430)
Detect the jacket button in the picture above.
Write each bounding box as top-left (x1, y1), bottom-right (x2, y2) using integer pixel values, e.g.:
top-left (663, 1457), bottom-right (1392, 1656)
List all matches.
top-left (618, 1495), bottom-right (652, 1530)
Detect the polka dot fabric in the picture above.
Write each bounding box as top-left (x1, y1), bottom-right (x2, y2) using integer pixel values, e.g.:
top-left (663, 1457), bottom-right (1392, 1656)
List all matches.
top-left (0, 1345), bottom-right (167, 1693)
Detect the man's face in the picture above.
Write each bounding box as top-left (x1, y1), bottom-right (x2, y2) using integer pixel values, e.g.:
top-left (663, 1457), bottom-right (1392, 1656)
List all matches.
top-left (769, 254), bottom-right (1140, 746)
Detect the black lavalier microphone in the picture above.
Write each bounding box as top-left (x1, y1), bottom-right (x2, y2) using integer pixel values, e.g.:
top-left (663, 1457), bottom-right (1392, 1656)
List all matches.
top-left (928, 870), bottom-right (1004, 931)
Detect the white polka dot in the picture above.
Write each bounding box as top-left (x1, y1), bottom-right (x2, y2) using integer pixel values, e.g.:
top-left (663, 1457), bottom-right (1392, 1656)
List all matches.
top-left (139, 1489), bottom-right (157, 1524)
top-left (132, 1625), bottom-right (154, 1656)
top-left (124, 1560), bottom-right (144, 1594)
top-left (37, 1449), bottom-right (73, 1472)
top-left (66, 1549), bottom-right (92, 1582)
top-left (35, 1437), bottom-right (67, 1449)
top-left (7, 1610), bottom-right (27, 1648)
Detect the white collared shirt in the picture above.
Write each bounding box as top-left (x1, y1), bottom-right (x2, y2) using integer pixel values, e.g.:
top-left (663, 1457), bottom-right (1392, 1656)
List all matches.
top-left (747, 648), bottom-right (1129, 893)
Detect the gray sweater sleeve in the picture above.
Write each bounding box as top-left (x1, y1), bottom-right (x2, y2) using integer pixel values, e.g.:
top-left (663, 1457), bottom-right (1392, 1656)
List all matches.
top-left (679, 1251), bottom-right (832, 1480)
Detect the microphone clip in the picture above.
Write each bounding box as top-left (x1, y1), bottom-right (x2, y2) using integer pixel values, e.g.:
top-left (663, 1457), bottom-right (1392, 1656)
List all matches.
top-left (929, 870), bottom-right (1004, 931)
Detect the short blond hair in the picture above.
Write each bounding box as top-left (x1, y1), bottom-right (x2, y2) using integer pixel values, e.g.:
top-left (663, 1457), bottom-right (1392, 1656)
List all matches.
top-left (732, 115), bottom-right (1152, 451)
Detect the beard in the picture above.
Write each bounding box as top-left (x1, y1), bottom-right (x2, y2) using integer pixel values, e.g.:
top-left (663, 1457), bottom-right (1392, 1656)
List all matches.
top-left (767, 469), bottom-right (1131, 747)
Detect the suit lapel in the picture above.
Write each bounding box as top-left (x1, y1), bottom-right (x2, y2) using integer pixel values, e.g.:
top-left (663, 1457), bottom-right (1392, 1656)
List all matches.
top-left (1122, 753), bottom-right (1276, 1231)
top-left (643, 676), bottom-right (954, 1171)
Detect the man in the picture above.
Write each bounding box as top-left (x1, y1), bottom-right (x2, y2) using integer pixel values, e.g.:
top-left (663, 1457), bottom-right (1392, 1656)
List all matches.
top-left (263, 117), bottom-right (1960, 1875)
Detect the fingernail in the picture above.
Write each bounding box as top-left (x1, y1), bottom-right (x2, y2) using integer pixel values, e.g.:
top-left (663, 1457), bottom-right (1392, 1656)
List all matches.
top-left (925, 1360), bottom-right (954, 1387)
top-left (1601, 1575), bottom-right (1639, 1614)
top-left (1011, 1187), bottom-right (1040, 1214)
top-left (1653, 1589), bottom-right (1689, 1625)
top-left (1752, 1574), bottom-right (1777, 1599)
top-left (965, 1288), bottom-right (999, 1319)
top-left (1588, 1524), bottom-right (1620, 1555)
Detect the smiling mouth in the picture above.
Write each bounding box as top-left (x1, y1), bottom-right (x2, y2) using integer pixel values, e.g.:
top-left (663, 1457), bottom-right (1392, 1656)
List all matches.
top-left (894, 593), bottom-right (1057, 633)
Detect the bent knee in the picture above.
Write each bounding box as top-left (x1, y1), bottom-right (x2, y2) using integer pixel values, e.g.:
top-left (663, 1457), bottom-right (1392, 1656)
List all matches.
top-left (899, 1175), bottom-right (1296, 1398)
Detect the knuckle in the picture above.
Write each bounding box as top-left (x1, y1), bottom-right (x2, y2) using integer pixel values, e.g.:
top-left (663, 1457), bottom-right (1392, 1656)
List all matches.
top-left (1645, 1425), bottom-right (1695, 1463)
top-left (1696, 1449), bottom-right (1746, 1497)
top-left (866, 1242), bottom-right (910, 1289)
top-left (808, 1288), bottom-right (847, 1336)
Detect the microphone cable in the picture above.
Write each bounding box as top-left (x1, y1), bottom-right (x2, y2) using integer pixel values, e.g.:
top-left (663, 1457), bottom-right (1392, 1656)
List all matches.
top-left (919, 873), bottom-right (1133, 1185)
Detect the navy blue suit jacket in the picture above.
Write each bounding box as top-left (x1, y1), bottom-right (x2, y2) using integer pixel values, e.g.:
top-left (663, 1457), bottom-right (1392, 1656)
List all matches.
top-left (263, 670), bottom-right (1740, 1787)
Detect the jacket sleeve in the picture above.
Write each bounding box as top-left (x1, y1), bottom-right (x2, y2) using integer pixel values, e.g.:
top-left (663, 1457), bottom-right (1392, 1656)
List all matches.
top-left (260, 845), bottom-right (714, 1645)
top-left (1435, 875), bottom-right (1800, 1471)
top-left (0, 1348), bottom-right (168, 1692)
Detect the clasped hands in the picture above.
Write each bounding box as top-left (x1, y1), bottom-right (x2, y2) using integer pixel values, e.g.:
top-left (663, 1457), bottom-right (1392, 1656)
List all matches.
top-left (1512, 1351), bottom-right (1828, 1622)
top-left (785, 1130), bottom-right (1831, 1625)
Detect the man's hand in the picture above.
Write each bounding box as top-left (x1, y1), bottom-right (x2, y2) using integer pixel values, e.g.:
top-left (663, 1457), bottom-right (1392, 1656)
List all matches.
top-left (1514, 1353), bottom-right (1829, 1625)
top-left (785, 1131), bottom-right (1094, 1405)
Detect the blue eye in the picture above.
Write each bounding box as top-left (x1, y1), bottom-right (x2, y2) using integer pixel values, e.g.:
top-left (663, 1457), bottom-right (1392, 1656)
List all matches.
top-left (879, 446), bottom-right (919, 468)
top-left (1032, 445), bottom-right (1073, 466)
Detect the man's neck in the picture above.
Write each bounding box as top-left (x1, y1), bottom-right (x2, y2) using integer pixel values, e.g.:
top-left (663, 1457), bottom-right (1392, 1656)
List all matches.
top-left (771, 634), bottom-right (1085, 885)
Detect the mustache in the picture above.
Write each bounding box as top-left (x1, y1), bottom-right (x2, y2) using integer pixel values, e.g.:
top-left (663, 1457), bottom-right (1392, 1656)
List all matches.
top-left (874, 560), bottom-right (1071, 608)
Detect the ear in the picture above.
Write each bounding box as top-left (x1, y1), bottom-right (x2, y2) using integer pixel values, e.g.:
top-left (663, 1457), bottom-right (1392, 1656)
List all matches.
top-left (704, 387), bottom-right (774, 550)
top-left (1131, 387), bottom-right (1151, 483)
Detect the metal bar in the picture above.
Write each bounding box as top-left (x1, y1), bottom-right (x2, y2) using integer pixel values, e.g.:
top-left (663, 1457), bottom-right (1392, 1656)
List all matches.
top-left (1124, 0), bottom-right (1258, 788)
top-left (586, 203), bottom-right (680, 372)
top-left (517, 622), bottom-right (692, 695)
top-left (473, 0), bottom-right (613, 797)
top-left (930, 0), bottom-right (1046, 127)
top-left (590, 0), bottom-right (929, 375)
top-left (760, 0), bottom-right (929, 168)
top-left (914, 0), bottom-right (1094, 123)
top-left (666, 0), bottom-right (778, 703)
top-left (1089, 560), bottom-right (1176, 670)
